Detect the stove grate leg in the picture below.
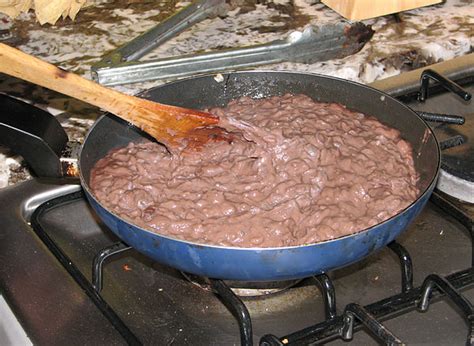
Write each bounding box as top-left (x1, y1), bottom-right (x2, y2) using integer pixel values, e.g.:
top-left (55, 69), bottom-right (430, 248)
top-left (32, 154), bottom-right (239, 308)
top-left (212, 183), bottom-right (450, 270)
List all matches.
top-left (210, 279), bottom-right (253, 346)
top-left (341, 303), bottom-right (404, 345)
top-left (92, 242), bottom-right (133, 292)
top-left (388, 241), bottom-right (414, 293)
top-left (314, 273), bottom-right (337, 319)
top-left (418, 69), bottom-right (472, 102)
top-left (418, 274), bottom-right (474, 345)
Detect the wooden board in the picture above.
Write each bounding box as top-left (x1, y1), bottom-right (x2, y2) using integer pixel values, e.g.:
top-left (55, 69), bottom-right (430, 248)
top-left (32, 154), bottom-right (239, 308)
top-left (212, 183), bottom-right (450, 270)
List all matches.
top-left (0, 0), bottom-right (89, 24)
top-left (322, 0), bottom-right (443, 20)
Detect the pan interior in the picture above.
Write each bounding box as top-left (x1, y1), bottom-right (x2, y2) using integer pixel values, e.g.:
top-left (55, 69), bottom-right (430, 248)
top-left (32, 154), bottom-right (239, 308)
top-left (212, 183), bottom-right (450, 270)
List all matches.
top-left (80, 72), bottom-right (438, 195)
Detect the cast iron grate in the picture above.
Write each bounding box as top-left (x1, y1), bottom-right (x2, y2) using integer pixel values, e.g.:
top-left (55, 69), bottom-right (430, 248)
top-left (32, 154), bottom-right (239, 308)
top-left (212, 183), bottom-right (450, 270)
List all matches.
top-left (30, 191), bottom-right (141, 346)
top-left (30, 190), bottom-right (474, 346)
top-left (260, 218), bottom-right (474, 345)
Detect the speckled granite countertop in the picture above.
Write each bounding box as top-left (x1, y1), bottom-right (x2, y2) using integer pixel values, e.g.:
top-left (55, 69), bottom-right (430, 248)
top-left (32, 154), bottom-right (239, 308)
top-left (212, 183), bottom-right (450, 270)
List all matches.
top-left (0, 0), bottom-right (472, 186)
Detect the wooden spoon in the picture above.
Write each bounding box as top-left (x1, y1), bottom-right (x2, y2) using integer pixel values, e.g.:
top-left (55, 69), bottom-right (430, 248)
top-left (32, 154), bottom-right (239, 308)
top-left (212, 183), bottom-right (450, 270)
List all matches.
top-left (0, 43), bottom-right (229, 151)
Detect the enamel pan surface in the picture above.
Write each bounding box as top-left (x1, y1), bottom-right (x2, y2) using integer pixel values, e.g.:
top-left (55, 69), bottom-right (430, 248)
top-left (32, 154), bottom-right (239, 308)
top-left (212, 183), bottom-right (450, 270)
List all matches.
top-left (79, 72), bottom-right (440, 281)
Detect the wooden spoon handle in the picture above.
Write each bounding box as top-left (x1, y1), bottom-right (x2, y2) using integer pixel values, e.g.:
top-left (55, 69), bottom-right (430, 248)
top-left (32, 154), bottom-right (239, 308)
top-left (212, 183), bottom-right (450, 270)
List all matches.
top-left (0, 43), bottom-right (136, 118)
top-left (0, 43), bottom-right (220, 149)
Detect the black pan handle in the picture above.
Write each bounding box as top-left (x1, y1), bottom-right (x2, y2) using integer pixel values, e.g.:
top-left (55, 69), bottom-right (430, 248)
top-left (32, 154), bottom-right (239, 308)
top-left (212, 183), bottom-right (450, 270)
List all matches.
top-left (0, 93), bottom-right (68, 178)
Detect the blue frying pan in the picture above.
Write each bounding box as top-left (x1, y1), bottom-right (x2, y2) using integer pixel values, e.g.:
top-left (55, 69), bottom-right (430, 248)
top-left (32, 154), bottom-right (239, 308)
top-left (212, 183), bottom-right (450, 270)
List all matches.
top-left (80, 71), bottom-right (439, 281)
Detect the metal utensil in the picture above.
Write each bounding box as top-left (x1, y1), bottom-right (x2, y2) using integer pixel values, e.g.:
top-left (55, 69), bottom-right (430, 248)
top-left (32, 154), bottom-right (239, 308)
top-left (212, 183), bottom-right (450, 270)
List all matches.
top-left (92, 0), bottom-right (227, 75)
top-left (92, 22), bottom-right (374, 85)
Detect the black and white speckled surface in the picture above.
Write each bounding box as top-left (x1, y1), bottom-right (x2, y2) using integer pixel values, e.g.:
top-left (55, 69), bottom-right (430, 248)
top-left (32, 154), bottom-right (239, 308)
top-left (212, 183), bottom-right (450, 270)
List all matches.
top-left (0, 0), bottom-right (472, 186)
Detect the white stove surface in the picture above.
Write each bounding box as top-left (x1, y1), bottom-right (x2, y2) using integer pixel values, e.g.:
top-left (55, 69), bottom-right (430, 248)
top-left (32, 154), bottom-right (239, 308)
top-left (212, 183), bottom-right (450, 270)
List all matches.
top-left (0, 295), bottom-right (32, 346)
top-left (438, 169), bottom-right (474, 204)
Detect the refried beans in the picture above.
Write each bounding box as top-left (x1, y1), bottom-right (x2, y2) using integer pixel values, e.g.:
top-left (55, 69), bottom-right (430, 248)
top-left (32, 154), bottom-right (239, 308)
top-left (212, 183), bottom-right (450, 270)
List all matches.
top-left (90, 94), bottom-right (419, 247)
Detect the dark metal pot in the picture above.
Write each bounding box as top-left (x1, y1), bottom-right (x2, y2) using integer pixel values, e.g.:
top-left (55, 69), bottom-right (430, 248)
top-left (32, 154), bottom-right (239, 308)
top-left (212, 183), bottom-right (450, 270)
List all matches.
top-left (78, 71), bottom-right (440, 281)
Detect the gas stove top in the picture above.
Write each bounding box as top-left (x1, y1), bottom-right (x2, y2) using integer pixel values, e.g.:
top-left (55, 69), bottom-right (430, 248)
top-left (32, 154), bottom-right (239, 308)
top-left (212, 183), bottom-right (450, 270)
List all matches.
top-left (0, 55), bottom-right (472, 345)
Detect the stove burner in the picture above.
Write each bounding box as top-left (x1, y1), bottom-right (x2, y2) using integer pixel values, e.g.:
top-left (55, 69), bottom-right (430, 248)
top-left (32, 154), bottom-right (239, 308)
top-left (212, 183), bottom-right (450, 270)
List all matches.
top-left (436, 103), bottom-right (474, 203)
top-left (407, 69), bottom-right (473, 203)
top-left (91, 240), bottom-right (304, 298)
top-left (180, 272), bottom-right (302, 297)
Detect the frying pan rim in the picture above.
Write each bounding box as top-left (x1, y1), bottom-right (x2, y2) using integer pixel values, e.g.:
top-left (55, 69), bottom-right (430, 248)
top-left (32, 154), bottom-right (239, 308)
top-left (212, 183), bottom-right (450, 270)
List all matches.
top-left (79, 70), bottom-right (441, 251)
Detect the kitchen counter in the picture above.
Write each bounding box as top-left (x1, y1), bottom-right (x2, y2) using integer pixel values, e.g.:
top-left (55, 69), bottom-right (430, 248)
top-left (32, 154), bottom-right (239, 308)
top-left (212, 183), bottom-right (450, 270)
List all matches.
top-left (0, 0), bottom-right (472, 186)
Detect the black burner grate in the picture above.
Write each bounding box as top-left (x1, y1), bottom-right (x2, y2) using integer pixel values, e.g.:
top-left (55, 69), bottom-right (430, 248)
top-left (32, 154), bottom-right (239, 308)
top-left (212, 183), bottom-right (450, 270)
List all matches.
top-left (261, 239), bottom-right (474, 345)
top-left (29, 189), bottom-right (474, 346)
top-left (30, 191), bottom-right (141, 345)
